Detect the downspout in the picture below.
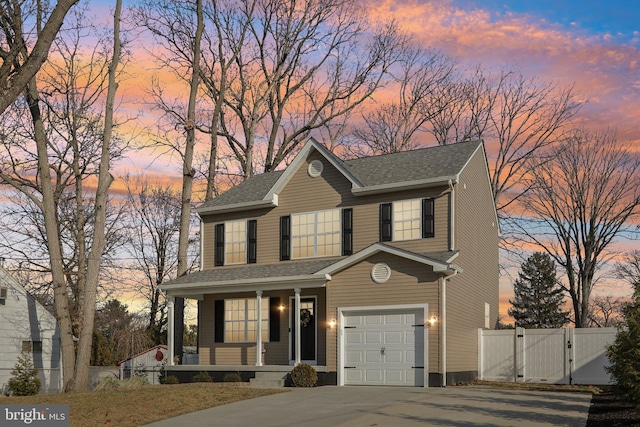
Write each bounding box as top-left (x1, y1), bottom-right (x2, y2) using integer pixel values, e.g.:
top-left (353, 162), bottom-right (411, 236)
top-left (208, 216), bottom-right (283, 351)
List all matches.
top-left (441, 269), bottom-right (458, 386)
top-left (199, 218), bottom-right (203, 271)
top-left (448, 180), bottom-right (455, 251)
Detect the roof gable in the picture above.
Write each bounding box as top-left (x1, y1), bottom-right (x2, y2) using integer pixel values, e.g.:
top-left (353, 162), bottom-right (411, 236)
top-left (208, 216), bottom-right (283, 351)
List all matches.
top-left (197, 139), bottom-right (485, 215)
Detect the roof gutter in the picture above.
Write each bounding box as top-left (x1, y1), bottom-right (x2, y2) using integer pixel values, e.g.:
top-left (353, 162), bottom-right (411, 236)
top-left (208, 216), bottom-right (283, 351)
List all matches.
top-left (351, 176), bottom-right (459, 196)
top-left (195, 197), bottom-right (278, 215)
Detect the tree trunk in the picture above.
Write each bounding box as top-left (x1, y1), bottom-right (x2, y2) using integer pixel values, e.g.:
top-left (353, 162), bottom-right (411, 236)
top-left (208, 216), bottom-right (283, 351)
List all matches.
top-left (174, 0), bottom-right (203, 362)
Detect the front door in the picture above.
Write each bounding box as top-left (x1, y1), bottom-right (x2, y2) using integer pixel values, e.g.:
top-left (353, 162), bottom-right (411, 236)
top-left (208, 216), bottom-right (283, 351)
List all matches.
top-left (290, 297), bottom-right (316, 363)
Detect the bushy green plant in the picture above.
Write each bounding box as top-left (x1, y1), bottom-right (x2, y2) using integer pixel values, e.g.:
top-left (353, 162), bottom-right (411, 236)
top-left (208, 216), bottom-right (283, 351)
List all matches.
top-left (8, 353), bottom-right (41, 396)
top-left (289, 363), bottom-right (317, 387)
top-left (223, 372), bottom-right (243, 382)
top-left (192, 372), bottom-right (213, 382)
top-left (607, 298), bottom-right (640, 409)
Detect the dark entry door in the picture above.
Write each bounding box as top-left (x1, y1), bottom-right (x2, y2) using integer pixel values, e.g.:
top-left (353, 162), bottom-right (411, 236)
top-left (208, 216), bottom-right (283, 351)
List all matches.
top-left (291, 297), bottom-right (316, 361)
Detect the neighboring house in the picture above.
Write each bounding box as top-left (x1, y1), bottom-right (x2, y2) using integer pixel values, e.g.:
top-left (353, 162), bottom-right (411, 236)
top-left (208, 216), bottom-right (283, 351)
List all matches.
top-left (0, 267), bottom-right (62, 393)
top-left (118, 345), bottom-right (168, 385)
top-left (161, 139), bottom-right (499, 387)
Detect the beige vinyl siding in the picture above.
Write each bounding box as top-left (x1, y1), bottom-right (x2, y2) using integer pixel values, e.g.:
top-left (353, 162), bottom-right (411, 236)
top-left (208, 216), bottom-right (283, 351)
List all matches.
top-left (445, 148), bottom-right (500, 373)
top-left (199, 289), bottom-right (326, 366)
top-left (201, 149), bottom-right (452, 269)
top-left (325, 253), bottom-right (441, 374)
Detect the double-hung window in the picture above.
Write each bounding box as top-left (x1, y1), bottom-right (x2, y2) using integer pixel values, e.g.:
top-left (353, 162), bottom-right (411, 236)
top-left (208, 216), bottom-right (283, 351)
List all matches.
top-left (225, 220), bottom-right (246, 265)
top-left (0, 287), bottom-right (6, 305)
top-left (380, 198), bottom-right (435, 242)
top-left (291, 209), bottom-right (340, 259)
top-left (215, 219), bottom-right (257, 266)
top-left (224, 298), bottom-right (269, 343)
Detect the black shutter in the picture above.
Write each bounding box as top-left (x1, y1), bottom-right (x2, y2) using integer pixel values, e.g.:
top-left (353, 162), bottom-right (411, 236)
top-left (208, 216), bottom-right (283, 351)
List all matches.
top-left (379, 203), bottom-right (392, 242)
top-left (342, 208), bottom-right (353, 255)
top-left (280, 216), bottom-right (291, 261)
top-left (269, 297), bottom-right (280, 342)
top-left (247, 220), bottom-right (257, 264)
top-left (422, 198), bottom-right (435, 238)
top-left (215, 223), bottom-right (225, 266)
top-left (214, 300), bottom-right (225, 342)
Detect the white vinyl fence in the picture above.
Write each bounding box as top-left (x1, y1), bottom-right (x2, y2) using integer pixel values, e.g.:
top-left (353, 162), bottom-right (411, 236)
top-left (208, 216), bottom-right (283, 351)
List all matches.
top-left (478, 327), bottom-right (617, 385)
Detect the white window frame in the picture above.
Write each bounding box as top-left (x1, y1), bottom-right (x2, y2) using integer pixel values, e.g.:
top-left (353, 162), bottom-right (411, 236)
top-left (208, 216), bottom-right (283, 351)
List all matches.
top-left (291, 209), bottom-right (341, 259)
top-left (224, 297), bottom-right (269, 343)
top-left (224, 220), bottom-right (246, 265)
top-left (392, 199), bottom-right (421, 241)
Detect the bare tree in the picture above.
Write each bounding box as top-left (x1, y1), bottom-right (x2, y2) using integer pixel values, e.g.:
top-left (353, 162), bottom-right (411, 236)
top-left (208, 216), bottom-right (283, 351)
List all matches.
top-left (0, 1), bottom-right (123, 391)
top-left (123, 177), bottom-right (183, 342)
top-left (426, 65), bottom-right (582, 214)
top-left (514, 128), bottom-right (640, 327)
top-left (0, 0), bottom-right (80, 114)
top-left (588, 295), bottom-right (626, 327)
top-left (349, 48), bottom-right (456, 156)
top-left (617, 250), bottom-right (640, 296)
top-left (220, 0), bottom-right (405, 178)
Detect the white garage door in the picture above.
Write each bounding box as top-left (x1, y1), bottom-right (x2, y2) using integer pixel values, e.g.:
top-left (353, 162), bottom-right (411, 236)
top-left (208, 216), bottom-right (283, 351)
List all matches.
top-left (343, 309), bottom-right (425, 386)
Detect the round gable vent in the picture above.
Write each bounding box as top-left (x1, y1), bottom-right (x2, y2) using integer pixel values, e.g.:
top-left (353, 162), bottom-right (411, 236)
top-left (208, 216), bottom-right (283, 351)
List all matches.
top-left (371, 263), bottom-right (391, 284)
top-left (308, 160), bottom-right (324, 178)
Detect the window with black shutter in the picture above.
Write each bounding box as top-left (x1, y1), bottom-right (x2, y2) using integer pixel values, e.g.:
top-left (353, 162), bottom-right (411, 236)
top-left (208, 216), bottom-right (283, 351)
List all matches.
top-left (379, 203), bottom-right (392, 242)
top-left (247, 220), bottom-right (257, 264)
top-left (280, 216), bottom-right (291, 261)
top-left (422, 198), bottom-right (435, 238)
top-left (214, 223), bottom-right (225, 266)
top-left (342, 208), bottom-right (353, 255)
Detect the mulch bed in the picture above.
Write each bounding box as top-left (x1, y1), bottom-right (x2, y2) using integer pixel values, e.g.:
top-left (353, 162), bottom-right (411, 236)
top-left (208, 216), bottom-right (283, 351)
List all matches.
top-left (587, 390), bottom-right (639, 426)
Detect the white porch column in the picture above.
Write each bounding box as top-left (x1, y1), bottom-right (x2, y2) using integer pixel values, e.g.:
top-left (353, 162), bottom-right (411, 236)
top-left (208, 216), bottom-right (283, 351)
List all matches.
top-left (167, 295), bottom-right (175, 366)
top-left (294, 288), bottom-right (301, 365)
top-left (256, 291), bottom-right (263, 366)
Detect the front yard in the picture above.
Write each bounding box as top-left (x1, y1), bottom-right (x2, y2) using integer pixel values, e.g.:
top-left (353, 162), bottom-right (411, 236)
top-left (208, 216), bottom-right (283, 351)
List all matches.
top-left (1, 382), bottom-right (284, 427)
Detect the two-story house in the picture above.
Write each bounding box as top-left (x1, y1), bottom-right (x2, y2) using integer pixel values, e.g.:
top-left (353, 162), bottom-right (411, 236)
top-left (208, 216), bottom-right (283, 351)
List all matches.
top-left (161, 139), bottom-right (499, 387)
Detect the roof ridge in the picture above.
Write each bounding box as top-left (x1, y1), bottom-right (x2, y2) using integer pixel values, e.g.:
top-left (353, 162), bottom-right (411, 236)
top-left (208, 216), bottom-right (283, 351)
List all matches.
top-left (344, 140), bottom-right (481, 164)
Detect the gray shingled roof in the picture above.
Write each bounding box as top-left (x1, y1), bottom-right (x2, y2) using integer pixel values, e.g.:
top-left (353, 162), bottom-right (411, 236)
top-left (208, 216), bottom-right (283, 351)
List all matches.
top-left (162, 250), bottom-right (458, 290)
top-left (163, 258), bottom-right (339, 287)
top-left (198, 140), bottom-right (481, 211)
top-left (344, 141), bottom-right (480, 187)
top-left (199, 170), bottom-right (284, 211)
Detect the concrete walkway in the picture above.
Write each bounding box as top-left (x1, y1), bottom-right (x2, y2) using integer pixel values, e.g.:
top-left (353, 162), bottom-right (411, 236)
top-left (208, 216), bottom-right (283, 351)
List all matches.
top-left (145, 386), bottom-right (592, 427)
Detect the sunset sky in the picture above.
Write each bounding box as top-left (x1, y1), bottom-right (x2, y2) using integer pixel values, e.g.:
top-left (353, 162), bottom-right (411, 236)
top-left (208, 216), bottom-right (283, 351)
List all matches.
top-left (63, 0), bottom-right (640, 319)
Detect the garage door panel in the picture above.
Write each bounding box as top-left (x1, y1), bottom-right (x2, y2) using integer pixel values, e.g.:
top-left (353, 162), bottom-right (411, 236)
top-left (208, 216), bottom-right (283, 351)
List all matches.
top-left (365, 331), bottom-right (383, 344)
top-left (343, 308), bottom-right (425, 386)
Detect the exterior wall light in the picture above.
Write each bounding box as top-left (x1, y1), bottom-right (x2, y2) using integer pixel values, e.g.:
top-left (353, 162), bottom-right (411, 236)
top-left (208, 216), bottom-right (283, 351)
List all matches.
top-left (328, 319), bottom-right (337, 329)
top-left (428, 316), bottom-right (438, 327)
top-left (278, 304), bottom-right (285, 312)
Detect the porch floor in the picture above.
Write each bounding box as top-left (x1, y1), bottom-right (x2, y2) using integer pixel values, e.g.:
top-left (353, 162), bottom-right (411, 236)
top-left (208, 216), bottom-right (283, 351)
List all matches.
top-left (165, 365), bottom-right (328, 373)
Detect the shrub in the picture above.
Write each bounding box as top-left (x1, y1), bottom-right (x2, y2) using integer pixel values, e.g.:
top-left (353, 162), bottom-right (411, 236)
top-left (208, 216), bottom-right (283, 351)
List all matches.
top-left (8, 352), bottom-right (41, 396)
top-left (192, 372), bottom-right (213, 382)
top-left (223, 372), bottom-right (243, 382)
top-left (607, 298), bottom-right (640, 409)
top-left (160, 375), bottom-right (179, 385)
top-left (289, 363), bottom-right (317, 387)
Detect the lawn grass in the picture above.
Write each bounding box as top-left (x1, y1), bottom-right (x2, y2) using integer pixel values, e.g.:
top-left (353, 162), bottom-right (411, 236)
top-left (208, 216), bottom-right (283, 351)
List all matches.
top-left (1, 383), bottom-right (285, 427)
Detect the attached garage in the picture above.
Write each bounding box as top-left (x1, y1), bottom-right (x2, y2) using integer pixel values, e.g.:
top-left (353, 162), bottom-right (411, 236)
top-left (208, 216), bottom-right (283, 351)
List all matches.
top-left (338, 305), bottom-right (428, 387)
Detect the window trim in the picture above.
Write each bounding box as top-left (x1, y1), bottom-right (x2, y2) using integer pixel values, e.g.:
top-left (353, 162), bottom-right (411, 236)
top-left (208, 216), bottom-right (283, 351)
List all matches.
top-left (0, 286), bottom-right (6, 305)
top-left (392, 198), bottom-right (422, 242)
top-left (223, 297), bottom-right (270, 343)
top-left (291, 208), bottom-right (341, 259)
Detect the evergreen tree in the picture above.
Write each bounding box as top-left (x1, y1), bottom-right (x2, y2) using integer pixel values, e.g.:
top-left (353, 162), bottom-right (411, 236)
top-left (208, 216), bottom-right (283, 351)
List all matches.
top-left (508, 252), bottom-right (569, 328)
top-left (8, 353), bottom-right (41, 396)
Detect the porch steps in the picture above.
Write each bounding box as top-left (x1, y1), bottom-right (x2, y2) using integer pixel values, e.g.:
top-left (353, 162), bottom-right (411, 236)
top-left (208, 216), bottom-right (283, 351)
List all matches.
top-left (250, 371), bottom-right (288, 388)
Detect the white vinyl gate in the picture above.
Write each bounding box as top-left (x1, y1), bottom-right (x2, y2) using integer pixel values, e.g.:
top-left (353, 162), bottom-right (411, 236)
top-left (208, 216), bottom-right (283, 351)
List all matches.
top-left (478, 327), bottom-right (616, 385)
top-left (341, 308), bottom-right (425, 386)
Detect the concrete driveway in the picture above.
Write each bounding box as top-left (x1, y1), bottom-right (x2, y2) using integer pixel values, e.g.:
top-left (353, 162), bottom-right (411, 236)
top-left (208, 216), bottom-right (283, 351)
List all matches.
top-left (145, 386), bottom-right (592, 427)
